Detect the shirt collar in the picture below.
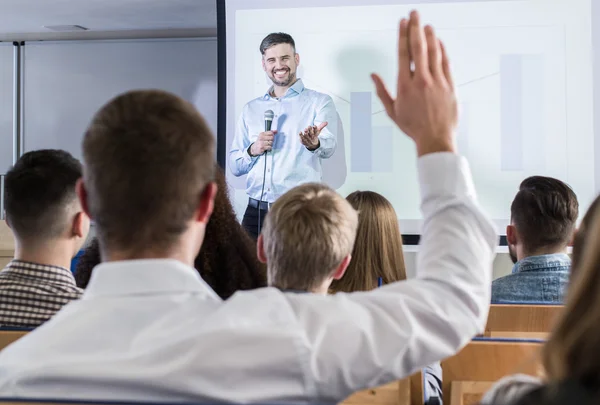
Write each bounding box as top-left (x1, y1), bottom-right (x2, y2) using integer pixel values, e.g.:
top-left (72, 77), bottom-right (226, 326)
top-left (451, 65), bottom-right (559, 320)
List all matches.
top-left (83, 259), bottom-right (221, 300)
top-left (264, 78), bottom-right (305, 100)
top-left (511, 253), bottom-right (571, 274)
top-left (5, 259), bottom-right (77, 286)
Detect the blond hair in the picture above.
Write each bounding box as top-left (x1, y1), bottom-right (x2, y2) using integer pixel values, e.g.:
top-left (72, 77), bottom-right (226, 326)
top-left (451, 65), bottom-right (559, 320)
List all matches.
top-left (330, 191), bottom-right (406, 293)
top-left (262, 183), bottom-right (358, 291)
top-left (543, 196), bottom-right (600, 393)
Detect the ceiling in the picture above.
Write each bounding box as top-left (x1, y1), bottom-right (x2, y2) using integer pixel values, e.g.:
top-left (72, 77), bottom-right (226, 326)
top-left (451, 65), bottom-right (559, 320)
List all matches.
top-left (0, 0), bottom-right (217, 40)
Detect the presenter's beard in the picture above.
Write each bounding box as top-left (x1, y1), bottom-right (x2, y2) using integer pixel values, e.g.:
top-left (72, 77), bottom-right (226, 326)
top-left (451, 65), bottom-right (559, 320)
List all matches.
top-left (270, 68), bottom-right (295, 87)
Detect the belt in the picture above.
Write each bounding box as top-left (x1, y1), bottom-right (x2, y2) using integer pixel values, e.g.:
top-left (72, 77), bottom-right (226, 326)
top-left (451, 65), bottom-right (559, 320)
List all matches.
top-left (248, 198), bottom-right (271, 211)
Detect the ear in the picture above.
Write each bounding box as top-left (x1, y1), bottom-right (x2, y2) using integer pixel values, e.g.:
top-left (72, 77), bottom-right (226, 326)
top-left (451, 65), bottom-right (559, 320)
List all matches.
top-left (294, 52), bottom-right (300, 67)
top-left (76, 178), bottom-right (92, 219)
top-left (71, 211), bottom-right (88, 238)
top-left (506, 224), bottom-right (518, 246)
top-left (262, 57), bottom-right (267, 72)
top-left (195, 182), bottom-right (217, 224)
top-left (257, 234), bottom-right (267, 264)
top-left (332, 254), bottom-right (351, 280)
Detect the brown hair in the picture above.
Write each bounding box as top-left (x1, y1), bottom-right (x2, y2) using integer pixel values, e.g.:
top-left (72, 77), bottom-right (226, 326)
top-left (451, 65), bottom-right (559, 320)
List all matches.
top-left (82, 90), bottom-right (215, 253)
top-left (76, 165), bottom-right (266, 299)
top-left (510, 176), bottom-right (578, 254)
top-left (263, 183), bottom-right (358, 291)
top-left (330, 191), bottom-right (406, 292)
top-left (5, 149), bottom-right (82, 241)
top-left (542, 194), bottom-right (600, 397)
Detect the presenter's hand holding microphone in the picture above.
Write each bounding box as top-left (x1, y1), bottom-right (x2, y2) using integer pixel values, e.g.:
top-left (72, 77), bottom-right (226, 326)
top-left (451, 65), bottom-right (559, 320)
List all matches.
top-left (371, 10), bottom-right (458, 157)
top-left (250, 110), bottom-right (276, 156)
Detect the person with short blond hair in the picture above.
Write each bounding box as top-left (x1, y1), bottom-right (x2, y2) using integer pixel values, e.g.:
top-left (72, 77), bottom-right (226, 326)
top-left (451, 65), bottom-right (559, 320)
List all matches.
top-left (259, 183), bottom-right (358, 293)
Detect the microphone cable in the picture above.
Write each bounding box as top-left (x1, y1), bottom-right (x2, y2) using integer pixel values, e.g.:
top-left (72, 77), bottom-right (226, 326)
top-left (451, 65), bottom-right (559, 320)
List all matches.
top-left (257, 151), bottom-right (267, 237)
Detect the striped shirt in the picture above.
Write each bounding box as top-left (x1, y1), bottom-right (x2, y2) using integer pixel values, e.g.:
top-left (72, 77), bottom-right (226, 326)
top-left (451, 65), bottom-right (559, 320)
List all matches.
top-left (0, 260), bottom-right (83, 328)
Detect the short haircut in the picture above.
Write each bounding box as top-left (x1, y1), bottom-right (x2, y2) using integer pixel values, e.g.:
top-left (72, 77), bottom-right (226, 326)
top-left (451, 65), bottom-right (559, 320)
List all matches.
top-left (259, 33), bottom-right (296, 55)
top-left (263, 183), bottom-right (358, 291)
top-left (5, 149), bottom-right (82, 241)
top-left (83, 89), bottom-right (215, 253)
top-left (511, 176), bottom-right (579, 253)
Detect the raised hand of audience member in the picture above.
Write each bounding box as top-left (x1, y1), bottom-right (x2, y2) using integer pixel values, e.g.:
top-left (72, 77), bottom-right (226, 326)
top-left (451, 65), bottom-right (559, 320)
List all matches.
top-left (372, 10), bottom-right (457, 157)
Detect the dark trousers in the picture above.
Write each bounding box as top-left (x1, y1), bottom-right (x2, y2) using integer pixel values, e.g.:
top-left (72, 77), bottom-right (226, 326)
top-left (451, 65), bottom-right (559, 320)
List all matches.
top-left (242, 204), bottom-right (269, 240)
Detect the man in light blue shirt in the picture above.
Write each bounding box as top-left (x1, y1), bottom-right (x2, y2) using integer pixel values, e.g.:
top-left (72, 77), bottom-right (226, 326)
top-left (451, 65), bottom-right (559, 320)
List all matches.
top-left (229, 32), bottom-right (338, 239)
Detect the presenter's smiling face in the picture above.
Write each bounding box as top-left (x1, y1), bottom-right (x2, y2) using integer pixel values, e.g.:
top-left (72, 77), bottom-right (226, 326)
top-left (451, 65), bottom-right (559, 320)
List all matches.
top-left (262, 44), bottom-right (299, 87)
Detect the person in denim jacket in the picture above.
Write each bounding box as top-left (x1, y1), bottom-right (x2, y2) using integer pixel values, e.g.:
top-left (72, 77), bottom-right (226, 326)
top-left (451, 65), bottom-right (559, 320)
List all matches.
top-left (492, 176), bottom-right (578, 303)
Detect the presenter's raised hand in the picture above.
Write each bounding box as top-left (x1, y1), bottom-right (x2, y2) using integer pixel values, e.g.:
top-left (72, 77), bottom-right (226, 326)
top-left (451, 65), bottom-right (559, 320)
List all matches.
top-left (250, 130), bottom-right (277, 156)
top-left (300, 122), bottom-right (328, 151)
top-left (371, 11), bottom-right (457, 157)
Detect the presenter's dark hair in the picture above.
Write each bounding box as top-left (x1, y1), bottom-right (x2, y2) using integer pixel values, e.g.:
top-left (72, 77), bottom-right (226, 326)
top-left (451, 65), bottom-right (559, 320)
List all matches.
top-left (82, 89), bottom-right (215, 253)
top-left (511, 176), bottom-right (578, 253)
top-left (5, 149), bottom-right (82, 241)
top-left (75, 165), bottom-right (266, 299)
top-left (260, 33), bottom-right (296, 55)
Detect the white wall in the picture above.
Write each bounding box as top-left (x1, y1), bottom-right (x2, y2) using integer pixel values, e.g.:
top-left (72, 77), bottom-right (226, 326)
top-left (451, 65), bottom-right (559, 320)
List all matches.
top-left (403, 250), bottom-right (515, 282)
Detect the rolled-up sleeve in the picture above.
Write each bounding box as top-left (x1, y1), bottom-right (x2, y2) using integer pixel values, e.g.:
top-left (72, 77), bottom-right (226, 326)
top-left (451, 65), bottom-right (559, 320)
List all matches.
top-left (312, 95), bottom-right (337, 159)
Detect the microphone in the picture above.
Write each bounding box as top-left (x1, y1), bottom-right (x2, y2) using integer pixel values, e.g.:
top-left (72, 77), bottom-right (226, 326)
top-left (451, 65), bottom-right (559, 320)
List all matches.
top-left (264, 110), bottom-right (274, 132)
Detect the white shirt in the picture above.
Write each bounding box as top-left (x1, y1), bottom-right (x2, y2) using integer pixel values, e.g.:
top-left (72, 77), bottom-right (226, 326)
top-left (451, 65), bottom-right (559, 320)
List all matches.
top-left (0, 153), bottom-right (497, 403)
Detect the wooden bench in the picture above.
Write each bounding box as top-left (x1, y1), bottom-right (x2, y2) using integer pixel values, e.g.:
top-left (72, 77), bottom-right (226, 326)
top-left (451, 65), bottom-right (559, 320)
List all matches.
top-left (0, 329), bottom-right (29, 351)
top-left (342, 379), bottom-right (410, 405)
top-left (484, 304), bottom-right (563, 339)
top-left (442, 338), bottom-right (543, 405)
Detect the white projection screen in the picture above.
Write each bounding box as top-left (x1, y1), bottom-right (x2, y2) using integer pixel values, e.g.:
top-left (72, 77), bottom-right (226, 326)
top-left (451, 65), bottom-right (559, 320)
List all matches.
top-left (218, 0), bottom-right (597, 241)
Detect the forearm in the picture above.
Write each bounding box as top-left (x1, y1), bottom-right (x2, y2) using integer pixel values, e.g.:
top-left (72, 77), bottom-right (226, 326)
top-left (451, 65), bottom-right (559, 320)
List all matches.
top-left (228, 145), bottom-right (258, 176)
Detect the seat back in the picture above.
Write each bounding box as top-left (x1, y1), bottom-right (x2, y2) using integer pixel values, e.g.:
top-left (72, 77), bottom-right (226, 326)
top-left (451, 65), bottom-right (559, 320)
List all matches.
top-left (484, 304), bottom-right (563, 339)
top-left (341, 379), bottom-right (410, 405)
top-left (442, 338), bottom-right (544, 405)
top-left (0, 329), bottom-right (29, 350)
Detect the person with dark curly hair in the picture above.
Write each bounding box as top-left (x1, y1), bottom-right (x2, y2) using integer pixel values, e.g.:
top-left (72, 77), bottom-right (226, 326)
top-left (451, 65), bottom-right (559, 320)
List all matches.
top-left (75, 165), bottom-right (266, 299)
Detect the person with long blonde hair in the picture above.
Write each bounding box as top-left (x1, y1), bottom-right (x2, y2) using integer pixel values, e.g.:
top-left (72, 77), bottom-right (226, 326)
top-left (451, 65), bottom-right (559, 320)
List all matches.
top-left (329, 191), bottom-right (406, 292)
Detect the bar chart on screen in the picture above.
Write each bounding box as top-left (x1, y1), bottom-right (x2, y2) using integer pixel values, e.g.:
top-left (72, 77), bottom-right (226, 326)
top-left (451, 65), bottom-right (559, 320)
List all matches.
top-left (231, 0), bottom-right (594, 231)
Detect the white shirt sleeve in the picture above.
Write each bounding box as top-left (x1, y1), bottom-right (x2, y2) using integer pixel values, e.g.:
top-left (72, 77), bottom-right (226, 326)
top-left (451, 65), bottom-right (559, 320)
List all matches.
top-left (286, 152), bottom-right (498, 401)
top-left (311, 95), bottom-right (337, 159)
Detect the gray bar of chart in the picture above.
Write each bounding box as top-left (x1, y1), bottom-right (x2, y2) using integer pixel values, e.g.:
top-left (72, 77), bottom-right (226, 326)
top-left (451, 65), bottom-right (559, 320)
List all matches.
top-left (350, 92), bottom-right (372, 172)
top-left (521, 55), bottom-right (545, 173)
top-left (500, 55), bottom-right (523, 171)
top-left (372, 126), bottom-right (393, 172)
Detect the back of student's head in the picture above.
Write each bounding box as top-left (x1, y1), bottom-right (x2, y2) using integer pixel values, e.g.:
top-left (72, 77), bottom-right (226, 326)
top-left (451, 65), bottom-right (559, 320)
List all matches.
top-left (82, 89), bottom-right (215, 254)
top-left (5, 149), bottom-right (83, 245)
top-left (76, 164), bottom-right (265, 297)
top-left (510, 176), bottom-right (578, 254)
top-left (261, 183), bottom-right (358, 291)
top-left (542, 199), bottom-right (600, 398)
top-left (330, 191), bottom-right (406, 293)
top-left (194, 165), bottom-right (266, 298)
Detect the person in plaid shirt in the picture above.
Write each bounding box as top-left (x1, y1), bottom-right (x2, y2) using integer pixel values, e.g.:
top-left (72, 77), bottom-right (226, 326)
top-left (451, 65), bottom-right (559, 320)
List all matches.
top-left (0, 149), bottom-right (90, 328)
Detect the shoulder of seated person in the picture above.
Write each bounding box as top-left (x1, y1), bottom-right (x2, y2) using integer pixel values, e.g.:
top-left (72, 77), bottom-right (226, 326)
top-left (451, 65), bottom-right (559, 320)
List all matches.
top-left (481, 374), bottom-right (543, 405)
